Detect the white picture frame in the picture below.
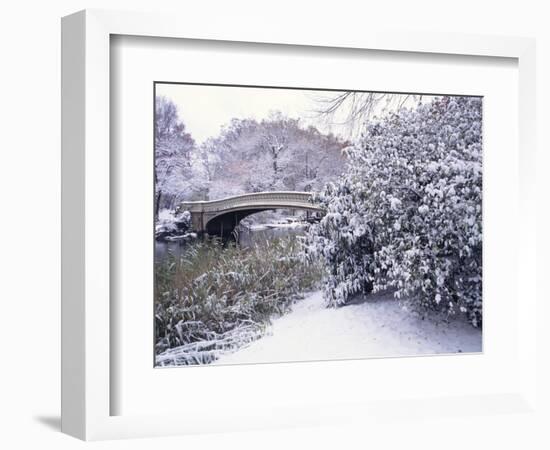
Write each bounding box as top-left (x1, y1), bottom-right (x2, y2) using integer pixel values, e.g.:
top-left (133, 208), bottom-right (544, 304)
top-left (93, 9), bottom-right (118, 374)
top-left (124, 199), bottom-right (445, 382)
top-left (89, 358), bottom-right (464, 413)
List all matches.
top-left (61, 9), bottom-right (537, 441)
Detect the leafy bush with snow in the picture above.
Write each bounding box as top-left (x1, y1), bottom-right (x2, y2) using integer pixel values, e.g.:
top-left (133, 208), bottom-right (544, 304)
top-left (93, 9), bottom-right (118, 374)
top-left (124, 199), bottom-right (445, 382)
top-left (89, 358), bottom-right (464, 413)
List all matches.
top-left (303, 97), bottom-right (483, 326)
top-left (155, 236), bottom-right (324, 365)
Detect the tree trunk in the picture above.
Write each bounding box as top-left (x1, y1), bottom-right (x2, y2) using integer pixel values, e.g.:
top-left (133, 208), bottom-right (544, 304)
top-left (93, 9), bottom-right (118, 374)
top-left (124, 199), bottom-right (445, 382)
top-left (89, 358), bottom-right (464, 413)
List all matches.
top-left (155, 190), bottom-right (162, 222)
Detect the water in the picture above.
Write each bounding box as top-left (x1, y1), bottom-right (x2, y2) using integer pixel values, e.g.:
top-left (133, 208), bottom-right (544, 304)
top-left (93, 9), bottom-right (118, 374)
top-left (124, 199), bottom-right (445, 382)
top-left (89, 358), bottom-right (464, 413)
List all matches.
top-left (155, 239), bottom-right (189, 262)
top-left (236, 225), bottom-right (306, 247)
top-left (155, 224), bottom-right (307, 263)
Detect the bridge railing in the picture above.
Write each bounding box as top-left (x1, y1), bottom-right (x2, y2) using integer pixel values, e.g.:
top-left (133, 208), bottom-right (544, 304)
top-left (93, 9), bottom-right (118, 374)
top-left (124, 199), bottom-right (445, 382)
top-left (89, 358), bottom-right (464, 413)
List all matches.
top-left (179, 191), bottom-right (318, 214)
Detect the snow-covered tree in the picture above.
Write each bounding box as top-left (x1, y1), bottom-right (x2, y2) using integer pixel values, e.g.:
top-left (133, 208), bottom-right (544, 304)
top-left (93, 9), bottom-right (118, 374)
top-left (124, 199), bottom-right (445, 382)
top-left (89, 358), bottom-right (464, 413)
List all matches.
top-left (304, 97), bottom-right (483, 326)
top-left (205, 113), bottom-right (347, 199)
top-left (288, 126), bottom-right (348, 192)
top-left (155, 96), bottom-right (207, 216)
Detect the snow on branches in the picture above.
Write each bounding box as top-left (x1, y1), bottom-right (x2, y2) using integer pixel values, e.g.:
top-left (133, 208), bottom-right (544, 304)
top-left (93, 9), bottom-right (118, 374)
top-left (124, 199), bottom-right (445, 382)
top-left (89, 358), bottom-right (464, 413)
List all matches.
top-left (304, 97), bottom-right (483, 326)
top-left (155, 96), bottom-right (208, 213)
top-left (204, 114), bottom-right (348, 199)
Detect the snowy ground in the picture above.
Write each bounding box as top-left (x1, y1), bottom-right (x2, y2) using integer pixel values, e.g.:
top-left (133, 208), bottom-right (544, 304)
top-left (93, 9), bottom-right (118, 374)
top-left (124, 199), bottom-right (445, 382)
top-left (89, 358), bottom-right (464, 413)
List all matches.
top-left (214, 290), bottom-right (482, 365)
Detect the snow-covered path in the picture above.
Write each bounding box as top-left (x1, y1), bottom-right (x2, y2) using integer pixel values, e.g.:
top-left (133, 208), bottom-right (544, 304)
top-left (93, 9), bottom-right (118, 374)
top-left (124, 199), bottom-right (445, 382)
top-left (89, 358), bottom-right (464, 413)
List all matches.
top-left (215, 290), bottom-right (482, 365)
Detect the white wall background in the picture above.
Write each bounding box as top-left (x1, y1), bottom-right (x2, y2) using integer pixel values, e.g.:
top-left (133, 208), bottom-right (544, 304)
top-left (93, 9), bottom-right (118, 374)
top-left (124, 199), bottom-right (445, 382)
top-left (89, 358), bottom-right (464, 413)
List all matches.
top-left (0, 1), bottom-right (547, 449)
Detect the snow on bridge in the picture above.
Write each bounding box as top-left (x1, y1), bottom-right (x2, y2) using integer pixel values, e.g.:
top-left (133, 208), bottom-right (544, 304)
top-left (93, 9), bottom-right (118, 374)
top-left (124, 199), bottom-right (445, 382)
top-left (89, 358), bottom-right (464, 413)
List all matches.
top-left (178, 191), bottom-right (323, 238)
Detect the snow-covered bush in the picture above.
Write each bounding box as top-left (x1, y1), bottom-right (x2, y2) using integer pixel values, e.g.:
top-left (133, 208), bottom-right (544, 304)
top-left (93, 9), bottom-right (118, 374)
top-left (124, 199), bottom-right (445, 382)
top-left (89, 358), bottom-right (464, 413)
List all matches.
top-left (155, 209), bottom-right (191, 241)
top-left (304, 97), bottom-right (482, 326)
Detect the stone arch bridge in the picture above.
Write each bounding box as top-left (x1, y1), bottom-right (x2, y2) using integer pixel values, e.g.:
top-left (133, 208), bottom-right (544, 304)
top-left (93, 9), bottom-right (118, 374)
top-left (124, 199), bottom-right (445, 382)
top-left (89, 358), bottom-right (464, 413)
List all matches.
top-left (178, 191), bottom-right (323, 239)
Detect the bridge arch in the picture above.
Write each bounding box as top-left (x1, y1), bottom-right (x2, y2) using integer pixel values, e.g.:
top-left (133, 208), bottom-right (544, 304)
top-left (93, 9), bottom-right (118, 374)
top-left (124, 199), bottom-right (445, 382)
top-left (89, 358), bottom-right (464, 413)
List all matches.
top-left (178, 191), bottom-right (323, 239)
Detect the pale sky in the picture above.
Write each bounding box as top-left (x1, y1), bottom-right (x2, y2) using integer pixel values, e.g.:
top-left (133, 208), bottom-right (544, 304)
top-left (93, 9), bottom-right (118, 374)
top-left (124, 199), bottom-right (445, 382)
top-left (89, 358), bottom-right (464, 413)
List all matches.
top-left (156, 83), bottom-right (354, 144)
top-left (156, 83), bottom-right (435, 145)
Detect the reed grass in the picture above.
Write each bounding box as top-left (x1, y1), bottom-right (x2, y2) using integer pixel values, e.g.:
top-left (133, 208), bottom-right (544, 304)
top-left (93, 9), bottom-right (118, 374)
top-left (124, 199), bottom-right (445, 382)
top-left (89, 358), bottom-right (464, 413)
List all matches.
top-left (155, 236), bottom-right (323, 365)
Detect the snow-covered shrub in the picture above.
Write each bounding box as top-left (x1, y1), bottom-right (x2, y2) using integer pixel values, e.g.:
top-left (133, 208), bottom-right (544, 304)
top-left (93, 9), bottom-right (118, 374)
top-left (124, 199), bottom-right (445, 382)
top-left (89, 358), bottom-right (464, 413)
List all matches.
top-left (304, 97), bottom-right (482, 326)
top-left (155, 209), bottom-right (191, 241)
top-left (155, 235), bottom-right (324, 365)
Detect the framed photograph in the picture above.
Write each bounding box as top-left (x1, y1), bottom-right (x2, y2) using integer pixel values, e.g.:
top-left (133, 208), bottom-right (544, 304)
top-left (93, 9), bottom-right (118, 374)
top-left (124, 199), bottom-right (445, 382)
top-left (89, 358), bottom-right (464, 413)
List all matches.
top-left (62, 9), bottom-right (537, 440)
top-left (152, 82), bottom-right (484, 368)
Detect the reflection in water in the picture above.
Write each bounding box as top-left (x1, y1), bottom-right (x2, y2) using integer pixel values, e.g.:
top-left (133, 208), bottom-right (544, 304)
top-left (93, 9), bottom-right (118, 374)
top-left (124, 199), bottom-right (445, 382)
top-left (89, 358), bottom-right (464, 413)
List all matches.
top-left (155, 225), bottom-right (307, 263)
top-left (235, 225), bottom-right (306, 248)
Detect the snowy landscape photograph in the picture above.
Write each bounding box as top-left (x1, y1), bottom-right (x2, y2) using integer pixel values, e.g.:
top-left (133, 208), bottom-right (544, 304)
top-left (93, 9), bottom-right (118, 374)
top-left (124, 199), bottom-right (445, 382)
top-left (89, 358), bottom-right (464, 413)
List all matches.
top-left (153, 83), bottom-right (483, 367)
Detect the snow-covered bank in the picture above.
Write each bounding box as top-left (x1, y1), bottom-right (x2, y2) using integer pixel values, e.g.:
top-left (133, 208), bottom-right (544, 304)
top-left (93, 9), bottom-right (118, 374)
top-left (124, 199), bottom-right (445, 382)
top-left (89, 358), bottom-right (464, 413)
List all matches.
top-left (248, 222), bottom-right (306, 231)
top-left (247, 218), bottom-right (308, 231)
top-left (155, 209), bottom-right (192, 241)
top-left (214, 290), bottom-right (482, 365)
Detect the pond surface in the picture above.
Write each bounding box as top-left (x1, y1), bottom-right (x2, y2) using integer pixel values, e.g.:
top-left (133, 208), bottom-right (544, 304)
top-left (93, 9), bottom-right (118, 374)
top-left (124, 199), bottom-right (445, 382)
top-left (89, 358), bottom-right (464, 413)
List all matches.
top-left (155, 224), bottom-right (307, 263)
top-left (236, 224), bottom-right (306, 248)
